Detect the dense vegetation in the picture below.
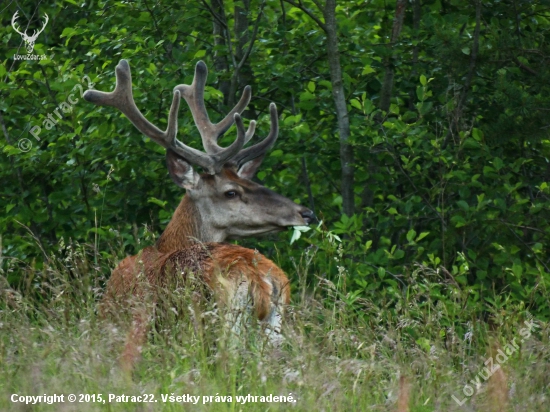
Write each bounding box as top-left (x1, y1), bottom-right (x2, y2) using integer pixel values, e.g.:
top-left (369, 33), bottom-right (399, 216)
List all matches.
top-left (2, 251), bottom-right (549, 411)
top-left (1, 0), bottom-right (549, 410)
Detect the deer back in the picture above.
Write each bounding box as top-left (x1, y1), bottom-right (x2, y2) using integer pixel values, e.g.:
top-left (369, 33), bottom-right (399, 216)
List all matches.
top-left (102, 243), bottom-right (289, 321)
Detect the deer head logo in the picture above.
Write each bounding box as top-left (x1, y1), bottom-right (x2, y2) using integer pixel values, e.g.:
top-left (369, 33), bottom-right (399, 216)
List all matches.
top-left (11, 11), bottom-right (49, 54)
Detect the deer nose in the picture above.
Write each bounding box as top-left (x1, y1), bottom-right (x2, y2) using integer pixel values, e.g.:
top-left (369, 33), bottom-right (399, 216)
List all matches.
top-left (300, 209), bottom-right (317, 224)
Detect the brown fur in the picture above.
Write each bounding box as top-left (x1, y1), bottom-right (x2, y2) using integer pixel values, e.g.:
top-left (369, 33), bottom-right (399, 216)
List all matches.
top-left (101, 177), bottom-right (297, 374)
top-left (103, 243), bottom-right (290, 318)
top-left (102, 241), bottom-right (290, 374)
top-left (487, 343), bottom-right (509, 412)
top-left (397, 374), bottom-right (410, 412)
top-left (155, 196), bottom-right (204, 252)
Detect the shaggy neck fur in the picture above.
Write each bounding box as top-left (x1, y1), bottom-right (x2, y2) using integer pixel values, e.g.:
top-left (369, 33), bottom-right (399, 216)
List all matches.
top-left (156, 196), bottom-right (208, 253)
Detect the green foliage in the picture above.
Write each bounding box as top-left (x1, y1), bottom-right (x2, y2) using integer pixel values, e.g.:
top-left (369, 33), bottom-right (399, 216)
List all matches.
top-left (1, 241), bottom-right (548, 411)
top-left (1, 0), bottom-right (550, 322)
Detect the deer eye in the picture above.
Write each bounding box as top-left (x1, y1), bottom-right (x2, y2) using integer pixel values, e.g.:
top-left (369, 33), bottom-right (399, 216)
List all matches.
top-left (224, 191), bottom-right (238, 199)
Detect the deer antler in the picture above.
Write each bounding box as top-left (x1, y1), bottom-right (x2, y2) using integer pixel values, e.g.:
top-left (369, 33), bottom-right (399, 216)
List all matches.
top-left (173, 61), bottom-right (278, 167)
top-left (173, 61), bottom-right (254, 155)
top-left (233, 102), bottom-right (278, 167)
top-left (28, 13), bottom-right (49, 41)
top-left (83, 60), bottom-right (279, 173)
top-left (11, 11), bottom-right (25, 37)
top-left (83, 60), bottom-right (246, 173)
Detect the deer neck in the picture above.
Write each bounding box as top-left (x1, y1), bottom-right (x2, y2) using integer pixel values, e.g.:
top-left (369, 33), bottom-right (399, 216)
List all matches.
top-left (156, 195), bottom-right (222, 253)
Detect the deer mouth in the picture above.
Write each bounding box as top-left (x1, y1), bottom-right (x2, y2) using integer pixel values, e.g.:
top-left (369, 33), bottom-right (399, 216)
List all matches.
top-left (300, 209), bottom-right (317, 225)
top-left (225, 225), bottom-right (284, 240)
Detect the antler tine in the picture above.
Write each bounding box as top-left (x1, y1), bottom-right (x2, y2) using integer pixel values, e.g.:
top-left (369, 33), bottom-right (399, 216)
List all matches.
top-left (216, 113), bottom-right (248, 166)
top-left (244, 120), bottom-right (257, 145)
top-left (214, 86), bottom-right (251, 142)
top-left (31, 13), bottom-right (49, 38)
top-left (233, 103), bottom-right (279, 166)
top-left (83, 60), bottom-right (217, 173)
top-left (39, 13), bottom-right (49, 32)
top-left (174, 61), bottom-right (252, 154)
top-left (83, 60), bottom-right (174, 145)
top-left (11, 11), bottom-right (24, 36)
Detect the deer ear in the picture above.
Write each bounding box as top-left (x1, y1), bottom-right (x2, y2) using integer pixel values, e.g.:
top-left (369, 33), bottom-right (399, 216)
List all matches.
top-left (237, 155), bottom-right (265, 180)
top-left (166, 149), bottom-right (200, 190)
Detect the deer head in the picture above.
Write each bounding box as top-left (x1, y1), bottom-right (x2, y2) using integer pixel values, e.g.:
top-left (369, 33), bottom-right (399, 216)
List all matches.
top-left (84, 60), bottom-right (315, 248)
top-left (11, 11), bottom-right (49, 54)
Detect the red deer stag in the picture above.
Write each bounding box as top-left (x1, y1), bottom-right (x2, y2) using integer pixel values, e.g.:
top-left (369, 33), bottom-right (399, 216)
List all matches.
top-left (83, 60), bottom-right (314, 370)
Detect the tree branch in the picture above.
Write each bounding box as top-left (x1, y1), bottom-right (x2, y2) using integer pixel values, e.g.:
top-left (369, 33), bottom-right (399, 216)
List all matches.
top-left (282, 0), bottom-right (327, 32)
top-left (199, 0), bottom-right (228, 29)
top-left (324, 0), bottom-right (354, 216)
top-left (379, 0), bottom-right (407, 114)
top-left (442, 0), bottom-right (481, 149)
top-left (236, 0), bottom-right (266, 71)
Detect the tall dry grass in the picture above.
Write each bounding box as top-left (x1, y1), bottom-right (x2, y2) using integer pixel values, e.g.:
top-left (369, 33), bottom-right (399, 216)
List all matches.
top-left (1, 239), bottom-right (548, 411)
